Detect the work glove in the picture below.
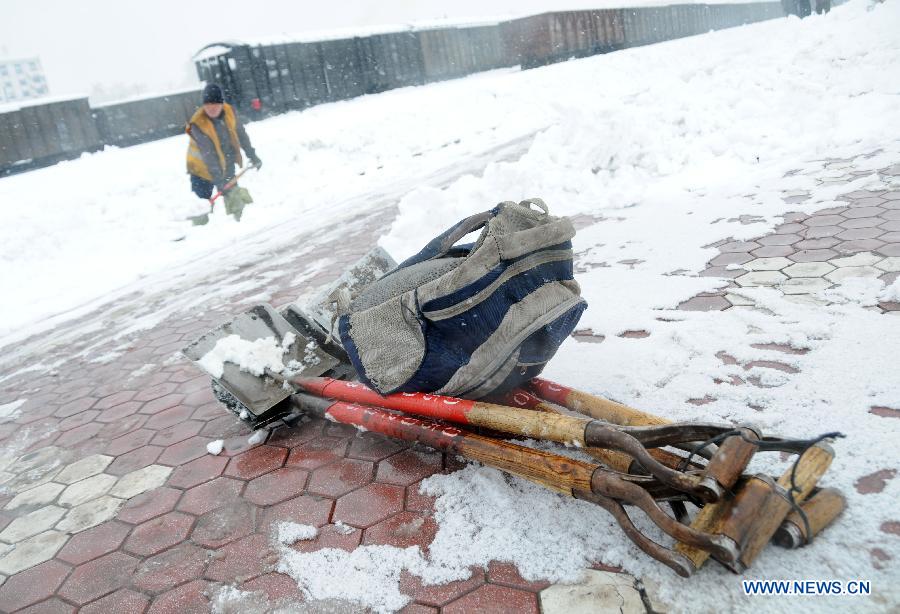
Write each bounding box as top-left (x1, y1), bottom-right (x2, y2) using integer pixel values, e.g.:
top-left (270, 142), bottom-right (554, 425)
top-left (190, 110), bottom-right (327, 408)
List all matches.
top-left (250, 156), bottom-right (262, 170)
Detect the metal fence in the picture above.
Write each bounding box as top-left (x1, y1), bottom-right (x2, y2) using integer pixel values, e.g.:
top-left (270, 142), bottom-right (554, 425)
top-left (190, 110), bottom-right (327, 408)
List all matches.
top-left (1, 2), bottom-right (787, 176)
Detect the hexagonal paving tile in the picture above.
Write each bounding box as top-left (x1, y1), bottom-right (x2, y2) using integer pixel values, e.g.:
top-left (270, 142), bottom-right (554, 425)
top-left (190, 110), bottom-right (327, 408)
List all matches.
top-left (81, 588), bottom-right (150, 614)
top-left (132, 543), bottom-right (209, 593)
top-left (58, 551), bottom-right (140, 606)
top-left (0, 506), bottom-right (67, 543)
top-left (258, 495), bottom-right (333, 535)
top-left (333, 483), bottom-right (404, 528)
top-left (876, 257), bottom-right (900, 272)
top-left (108, 464), bottom-right (172, 499)
top-left (837, 227), bottom-right (885, 241)
top-left (0, 559), bottom-right (70, 612)
top-left (56, 520), bottom-right (131, 565)
top-left (540, 570), bottom-right (644, 614)
top-left (757, 234), bottom-right (800, 246)
top-left (825, 266), bottom-right (883, 283)
top-left (779, 278), bottom-right (833, 295)
top-left (842, 206), bottom-right (885, 219)
top-left (445, 583), bottom-right (539, 614)
top-left (804, 215), bottom-right (846, 227)
top-left (735, 271), bottom-right (787, 287)
top-left (783, 261), bottom-right (836, 277)
top-left (840, 217), bottom-right (882, 229)
top-left (789, 249), bottom-right (838, 263)
top-left (743, 257), bottom-right (792, 271)
top-left (0, 530), bottom-right (69, 575)
top-left (167, 455), bottom-right (228, 489)
top-left (224, 445), bottom-right (288, 480)
top-left (307, 458), bottom-right (374, 498)
top-left (117, 486), bottom-right (182, 524)
top-left (376, 450), bottom-right (443, 487)
top-left (190, 501), bottom-right (255, 549)
top-left (56, 496), bottom-right (124, 533)
top-left (176, 477), bottom-right (243, 517)
top-left (54, 454), bottom-right (114, 484)
top-left (204, 533), bottom-right (272, 583)
top-left (795, 237), bottom-right (840, 250)
top-left (124, 512), bottom-right (194, 556)
top-left (5, 482), bottom-right (65, 511)
top-left (58, 473), bottom-right (118, 507)
top-left (244, 468), bottom-right (309, 506)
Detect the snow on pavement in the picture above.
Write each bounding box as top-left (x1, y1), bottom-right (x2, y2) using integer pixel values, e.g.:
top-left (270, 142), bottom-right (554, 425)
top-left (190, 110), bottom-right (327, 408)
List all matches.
top-left (2, 1), bottom-right (899, 612)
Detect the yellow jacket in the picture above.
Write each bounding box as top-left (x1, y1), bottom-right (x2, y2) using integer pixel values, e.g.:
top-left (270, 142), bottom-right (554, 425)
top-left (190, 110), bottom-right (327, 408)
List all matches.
top-left (185, 104), bottom-right (243, 181)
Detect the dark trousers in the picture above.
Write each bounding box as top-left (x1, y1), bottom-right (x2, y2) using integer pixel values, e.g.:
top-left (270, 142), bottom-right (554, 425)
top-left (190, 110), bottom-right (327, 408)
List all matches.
top-left (190, 175), bottom-right (214, 199)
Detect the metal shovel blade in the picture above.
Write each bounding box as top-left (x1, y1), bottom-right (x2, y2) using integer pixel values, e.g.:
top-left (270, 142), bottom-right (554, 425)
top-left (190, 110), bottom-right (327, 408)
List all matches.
top-left (182, 304), bottom-right (339, 418)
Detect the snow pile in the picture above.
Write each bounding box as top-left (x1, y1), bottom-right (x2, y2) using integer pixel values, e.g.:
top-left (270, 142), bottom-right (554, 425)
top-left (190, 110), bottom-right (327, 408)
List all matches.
top-left (206, 439), bottom-right (224, 455)
top-left (0, 399), bottom-right (26, 422)
top-left (197, 333), bottom-right (295, 378)
top-left (275, 522), bottom-right (319, 545)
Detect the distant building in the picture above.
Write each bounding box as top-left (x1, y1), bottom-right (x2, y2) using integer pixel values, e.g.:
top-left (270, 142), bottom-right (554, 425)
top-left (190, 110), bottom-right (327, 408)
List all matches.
top-left (0, 57), bottom-right (49, 103)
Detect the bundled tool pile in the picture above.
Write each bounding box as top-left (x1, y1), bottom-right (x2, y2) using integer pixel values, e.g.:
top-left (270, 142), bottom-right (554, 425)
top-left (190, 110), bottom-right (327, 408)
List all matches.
top-left (184, 201), bottom-right (845, 577)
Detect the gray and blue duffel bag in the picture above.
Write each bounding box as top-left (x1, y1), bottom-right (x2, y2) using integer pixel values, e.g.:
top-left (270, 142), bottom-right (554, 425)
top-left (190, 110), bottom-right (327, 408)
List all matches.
top-left (337, 198), bottom-right (587, 399)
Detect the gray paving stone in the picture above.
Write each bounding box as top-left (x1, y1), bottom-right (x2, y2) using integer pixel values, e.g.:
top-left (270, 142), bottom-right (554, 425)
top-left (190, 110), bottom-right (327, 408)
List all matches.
top-left (4, 483), bottom-right (64, 511)
top-left (795, 238), bottom-right (840, 250)
top-left (699, 266), bottom-right (743, 279)
top-left (735, 271), bottom-right (787, 287)
top-left (58, 473), bottom-right (118, 507)
top-left (677, 296), bottom-right (731, 311)
top-left (845, 199), bottom-right (885, 209)
top-left (805, 215), bottom-right (846, 227)
top-left (751, 245), bottom-right (794, 258)
top-left (825, 266), bottom-right (883, 282)
top-left (55, 496), bottom-right (124, 534)
top-left (780, 278), bottom-right (832, 295)
top-left (876, 244), bottom-right (900, 257)
top-left (875, 257), bottom-right (900, 272)
top-left (775, 223), bottom-right (806, 234)
top-left (0, 506), bottom-right (67, 544)
top-left (835, 239), bottom-right (884, 254)
top-left (882, 190), bottom-right (900, 199)
top-left (718, 240), bottom-right (760, 253)
top-left (0, 531), bottom-right (69, 575)
top-left (879, 220), bottom-right (900, 231)
top-left (837, 227), bottom-right (885, 240)
top-left (710, 252), bottom-right (753, 266)
top-left (842, 190), bottom-right (885, 199)
top-left (831, 252), bottom-right (883, 267)
top-left (783, 262), bottom-right (836, 277)
top-left (540, 570), bottom-right (644, 614)
top-left (745, 257), bottom-right (793, 271)
top-left (880, 210), bottom-right (900, 220)
top-left (803, 225), bottom-right (844, 238)
top-left (757, 234), bottom-right (801, 246)
top-left (880, 231), bottom-right (900, 243)
top-left (840, 217), bottom-right (882, 229)
top-left (108, 465), bottom-right (172, 499)
top-left (54, 454), bottom-right (114, 485)
top-left (789, 249), bottom-right (838, 263)
top-left (14, 448), bottom-right (66, 474)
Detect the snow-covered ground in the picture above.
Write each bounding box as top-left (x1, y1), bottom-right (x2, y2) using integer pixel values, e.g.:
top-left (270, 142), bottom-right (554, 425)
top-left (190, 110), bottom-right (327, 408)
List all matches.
top-left (3, 1), bottom-right (900, 612)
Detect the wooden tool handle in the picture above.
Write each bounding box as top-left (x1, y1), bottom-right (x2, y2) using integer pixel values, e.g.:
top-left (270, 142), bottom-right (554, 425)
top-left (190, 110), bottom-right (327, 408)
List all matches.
top-left (529, 378), bottom-right (669, 426)
top-left (674, 442), bottom-right (834, 571)
top-left (294, 394), bottom-right (595, 496)
top-left (773, 487), bottom-right (846, 548)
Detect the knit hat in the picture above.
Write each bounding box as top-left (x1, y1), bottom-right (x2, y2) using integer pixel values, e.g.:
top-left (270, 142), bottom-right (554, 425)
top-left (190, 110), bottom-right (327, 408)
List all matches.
top-left (202, 83), bottom-right (224, 104)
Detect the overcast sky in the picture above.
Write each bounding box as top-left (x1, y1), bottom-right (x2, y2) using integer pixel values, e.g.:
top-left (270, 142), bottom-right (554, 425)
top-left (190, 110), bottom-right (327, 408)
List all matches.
top-left (0, 0), bottom-right (612, 103)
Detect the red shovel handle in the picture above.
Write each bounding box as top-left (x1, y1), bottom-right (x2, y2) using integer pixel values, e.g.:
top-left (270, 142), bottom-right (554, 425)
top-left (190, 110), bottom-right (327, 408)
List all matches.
top-left (208, 163), bottom-right (256, 207)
